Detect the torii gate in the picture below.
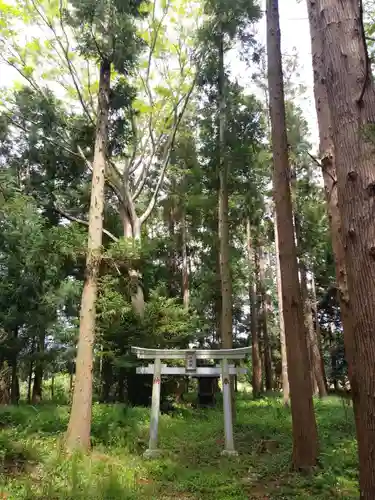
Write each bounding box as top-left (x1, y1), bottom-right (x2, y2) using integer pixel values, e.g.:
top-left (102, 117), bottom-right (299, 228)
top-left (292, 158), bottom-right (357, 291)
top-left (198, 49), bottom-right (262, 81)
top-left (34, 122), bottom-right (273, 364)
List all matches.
top-left (131, 346), bottom-right (251, 457)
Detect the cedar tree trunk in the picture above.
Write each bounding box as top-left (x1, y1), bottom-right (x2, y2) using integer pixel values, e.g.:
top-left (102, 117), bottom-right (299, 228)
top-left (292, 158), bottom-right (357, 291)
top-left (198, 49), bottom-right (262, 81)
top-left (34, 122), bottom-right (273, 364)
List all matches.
top-left (266, 0), bottom-right (318, 470)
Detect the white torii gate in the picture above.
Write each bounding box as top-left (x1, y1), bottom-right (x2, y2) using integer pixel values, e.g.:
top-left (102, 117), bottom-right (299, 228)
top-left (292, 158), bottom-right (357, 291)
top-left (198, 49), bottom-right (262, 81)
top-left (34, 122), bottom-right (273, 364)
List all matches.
top-left (131, 346), bottom-right (251, 458)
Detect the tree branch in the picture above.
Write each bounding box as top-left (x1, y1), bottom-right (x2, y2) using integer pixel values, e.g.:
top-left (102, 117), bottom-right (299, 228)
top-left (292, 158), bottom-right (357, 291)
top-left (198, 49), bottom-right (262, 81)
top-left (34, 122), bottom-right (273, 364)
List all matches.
top-left (28, 0), bottom-right (95, 126)
top-left (53, 204), bottom-right (119, 242)
top-left (139, 74), bottom-right (197, 225)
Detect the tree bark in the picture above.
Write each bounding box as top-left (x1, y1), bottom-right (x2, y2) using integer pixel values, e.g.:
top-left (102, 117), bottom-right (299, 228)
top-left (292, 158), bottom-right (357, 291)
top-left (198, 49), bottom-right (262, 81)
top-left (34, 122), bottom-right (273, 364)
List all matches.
top-left (120, 206), bottom-right (145, 317)
top-left (51, 375), bottom-right (55, 400)
top-left (294, 212), bottom-right (326, 398)
top-left (318, 2), bottom-right (375, 495)
top-left (300, 263), bottom-right (327, 397)
top-left (308, 0), bottom-right (375, 494)
top-left (247, 219), bottom-right (262, 398)
top-left (167, 200), bottom-right (177, 298)
top-left (310, 273), bottom-right (328, 393)
top-left (266, 0), bottom-right (318, 470)
top-left (306, 0), bottom-right (353, 382)
top-left (10, 327), bottom-right (19, 405)
top-left (218, 29), bottom-right (232, 352)
top-left (181, 210), bottom-right (189, 309)
top-left (0, 362), bottom-right (10, 405)
top-left (258, 243), bottom-right (273, 391)
top-left (32, 332), bottom-right (45, 404)
top-left (217, 27), bottom-right (235, 416)
top-left (274, 210), bottom-right (290, 405)
top-left (65, 58), bottom-right (110, 452)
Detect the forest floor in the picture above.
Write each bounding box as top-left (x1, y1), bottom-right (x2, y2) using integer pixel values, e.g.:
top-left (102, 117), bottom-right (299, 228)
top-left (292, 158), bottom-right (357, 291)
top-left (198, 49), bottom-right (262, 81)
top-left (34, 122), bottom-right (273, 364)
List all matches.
top-left (0, 394), bottom-right (358, 499)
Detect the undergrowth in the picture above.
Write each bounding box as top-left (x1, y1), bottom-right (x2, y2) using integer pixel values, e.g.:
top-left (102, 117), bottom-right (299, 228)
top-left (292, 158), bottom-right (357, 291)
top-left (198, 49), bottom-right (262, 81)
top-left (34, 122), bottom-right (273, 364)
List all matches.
top-left (0, 395), bottom-right (358, 499)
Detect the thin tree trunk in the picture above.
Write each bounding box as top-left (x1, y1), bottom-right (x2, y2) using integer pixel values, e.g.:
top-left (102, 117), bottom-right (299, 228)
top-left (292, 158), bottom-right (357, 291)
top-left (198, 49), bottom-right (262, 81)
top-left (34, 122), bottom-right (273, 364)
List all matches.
top-left (258, 244), bottom-right (273, 391)
top-left (247, 219), bottom-right (262, 398)
top-left (65, 58), bottom-right (110, 452)
top-left (10, 327), bottom-right (19, 405)
top-left (27, 362), bottom-right (33, 404)
top-left (167, 201), bottom-right (177, 297)
top-left (300, 264), bottom-right (324, 397)
top-left (294, 212), bottom-right (326, 398)
top-left (0, 362), bottom-right (11, 405)
top-left (310, 273), bottom-right (328, 393)
top-left (218, 28), bottom-right (232, 351)
top-left (51, 375), bottom-right (55, 400)
top-left (120, 206), bottom-right (145, 317)
top-left (266, 0), bottom-right (318, 470)
top-left (32, 332), bottom-right (45, 404)
top-left (181, 210), bottom-right (189, 309)
top-left (217, 27), bottom-right (235, 417)
top-left (274, 211), bottom-right (290, 405)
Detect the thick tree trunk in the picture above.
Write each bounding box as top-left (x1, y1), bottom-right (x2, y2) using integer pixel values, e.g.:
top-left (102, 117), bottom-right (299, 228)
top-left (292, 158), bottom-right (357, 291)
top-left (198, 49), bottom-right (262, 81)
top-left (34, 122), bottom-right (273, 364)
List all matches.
top-left (247, 219), bottom-right (262, 398)
top-left (274, 211), bottom-right (290, 405)
top-left (306, 0), bottom-right (353, 385)
top-left (258, 244), bottom-right (273, 391)
top-left (266, 0), bottom-right (318, 470)
top-left (181, 210), bottom-right (189, 309)
top-left (65, 58), bottom-right (110, 452)
top-left (308, 1), bottom-right (375, 494)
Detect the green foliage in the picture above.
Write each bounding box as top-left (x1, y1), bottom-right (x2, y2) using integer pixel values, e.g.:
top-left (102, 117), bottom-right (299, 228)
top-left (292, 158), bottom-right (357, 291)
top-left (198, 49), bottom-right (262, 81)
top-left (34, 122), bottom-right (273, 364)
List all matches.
top-left (66, 0), bottom-right (146, 73)
top-left (0, 396), bottom-right (359, 498)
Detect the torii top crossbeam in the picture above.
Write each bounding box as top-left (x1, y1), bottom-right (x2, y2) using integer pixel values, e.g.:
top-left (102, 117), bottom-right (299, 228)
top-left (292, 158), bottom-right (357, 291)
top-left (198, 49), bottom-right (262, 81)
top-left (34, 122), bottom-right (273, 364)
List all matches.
top-left (131, 346), bottom-right (251, 360)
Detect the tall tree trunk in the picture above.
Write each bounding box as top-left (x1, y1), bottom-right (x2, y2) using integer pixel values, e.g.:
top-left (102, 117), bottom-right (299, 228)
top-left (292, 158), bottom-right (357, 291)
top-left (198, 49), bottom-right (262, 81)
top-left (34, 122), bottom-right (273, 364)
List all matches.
top-left (218, 29), bottom-right (232, 351)
top-left (65, 58), bottom-right (110, 452)
top-left (167, 201), bottom-right (177, 297)
top-left (181, 210), bottom-right (190, 309)
top-left (11, 328), bottom-right (19, 405)
top-left (100, 356), bottom-right (113, 403)
top-left (310, 273), bottom-right (328, 393)
top-left (247, 219), bottom-right (262, 398)
top-left (274, 211), bottom-right (289, 405)
top-left (306, 0), bottom-right (353, 386)
top-left (27, 364), bottom-right (33, 404)
top-left (266, 0), bottom-right (318, 470)
top-left (294, 213), bottom-right (326, 398)
top-left (217, 27), bottom-right (235, 416)
top-left (51, 375), bottom-right (55, 400)
top-left (300, 264), bottom-right (327, 397)
top-left (0, 362), bottom-right (10, 405)
top-left (258, 244), bottom-right (273, 391)
top-left (307, 1), bottom-right (375, 494)
top-left (120, 206), bottom-right (145, 317)
top-left (32, 332), bottom-right (45, 404)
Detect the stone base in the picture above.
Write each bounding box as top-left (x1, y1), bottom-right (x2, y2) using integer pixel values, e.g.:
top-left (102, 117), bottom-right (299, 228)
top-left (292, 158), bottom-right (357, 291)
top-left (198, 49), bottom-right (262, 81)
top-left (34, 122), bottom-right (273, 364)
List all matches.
top-left (221, 449), bottom-right (238, 457)
top-left (143, 449), bottom-right (162, 459)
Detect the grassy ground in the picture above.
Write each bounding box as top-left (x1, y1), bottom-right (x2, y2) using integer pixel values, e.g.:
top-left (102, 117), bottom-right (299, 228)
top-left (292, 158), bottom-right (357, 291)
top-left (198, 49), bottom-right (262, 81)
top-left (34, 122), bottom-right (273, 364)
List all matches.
top-left (0, 394), bottom-right (358, 499)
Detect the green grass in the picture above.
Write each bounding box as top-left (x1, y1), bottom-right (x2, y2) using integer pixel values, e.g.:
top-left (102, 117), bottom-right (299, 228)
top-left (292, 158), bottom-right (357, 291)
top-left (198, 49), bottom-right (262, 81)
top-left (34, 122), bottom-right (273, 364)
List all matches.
top-left (0, 395), bottom-right (359, 499)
